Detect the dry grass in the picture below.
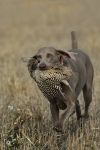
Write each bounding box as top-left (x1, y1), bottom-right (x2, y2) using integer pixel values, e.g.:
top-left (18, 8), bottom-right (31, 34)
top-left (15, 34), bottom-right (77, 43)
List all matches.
top-left (0, 0), bottom-right (100, 149)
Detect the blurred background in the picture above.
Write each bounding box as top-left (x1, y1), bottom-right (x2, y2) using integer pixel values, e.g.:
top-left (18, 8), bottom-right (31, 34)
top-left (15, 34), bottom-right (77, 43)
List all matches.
top-left (0, 0), bottom-right (100, 149)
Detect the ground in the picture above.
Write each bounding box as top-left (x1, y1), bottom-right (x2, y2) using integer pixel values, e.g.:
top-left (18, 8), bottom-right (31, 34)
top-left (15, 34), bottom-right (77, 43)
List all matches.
top-left (0, 0), bottom-right (100, 149)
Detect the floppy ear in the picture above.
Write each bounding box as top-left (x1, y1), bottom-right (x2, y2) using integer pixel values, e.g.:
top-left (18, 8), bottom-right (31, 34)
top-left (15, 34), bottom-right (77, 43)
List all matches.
top-left (57, 50), bottom-right (71, 58)
top-left (56, 50), bottom-right (76, 62)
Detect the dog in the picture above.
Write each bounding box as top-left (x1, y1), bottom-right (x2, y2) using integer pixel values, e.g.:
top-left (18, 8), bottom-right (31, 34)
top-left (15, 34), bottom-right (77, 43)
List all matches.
top-left (27, 47), bottom-right (94, 132)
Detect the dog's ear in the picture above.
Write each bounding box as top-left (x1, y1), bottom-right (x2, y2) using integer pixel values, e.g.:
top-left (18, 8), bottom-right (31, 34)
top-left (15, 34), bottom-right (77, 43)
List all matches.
top-left (56, 50), bottom-right (76, 63)
top-left (56, 50), bottom-right (71, 58)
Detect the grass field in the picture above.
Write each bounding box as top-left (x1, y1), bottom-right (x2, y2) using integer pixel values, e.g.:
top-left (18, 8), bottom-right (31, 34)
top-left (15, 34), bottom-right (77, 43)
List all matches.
top-left (0, 0), bottom-right (100, 149)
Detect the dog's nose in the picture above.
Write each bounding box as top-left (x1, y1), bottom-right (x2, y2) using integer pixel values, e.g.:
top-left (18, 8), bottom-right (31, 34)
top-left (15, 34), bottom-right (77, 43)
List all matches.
top-left (39, 63), bottom-right (47, 70)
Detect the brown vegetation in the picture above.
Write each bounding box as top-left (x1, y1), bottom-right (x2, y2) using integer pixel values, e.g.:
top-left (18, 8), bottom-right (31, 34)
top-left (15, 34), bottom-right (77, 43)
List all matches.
top-left (0, 0), bottom-right (100, 149)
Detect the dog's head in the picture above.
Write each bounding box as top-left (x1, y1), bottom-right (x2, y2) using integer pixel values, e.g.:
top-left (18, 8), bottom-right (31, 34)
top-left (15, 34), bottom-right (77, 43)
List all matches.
top-left (27, 47), bottom-right (75, 77)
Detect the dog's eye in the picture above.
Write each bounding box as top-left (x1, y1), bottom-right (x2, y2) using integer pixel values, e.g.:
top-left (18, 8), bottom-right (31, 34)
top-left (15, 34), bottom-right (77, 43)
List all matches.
top-left (47, 53), bottom-right (53, 58)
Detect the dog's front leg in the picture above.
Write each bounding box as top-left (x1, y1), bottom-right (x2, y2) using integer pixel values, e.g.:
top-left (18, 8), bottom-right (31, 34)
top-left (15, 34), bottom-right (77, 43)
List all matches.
top-left (59, 101), bottom-right (75, 127)
top-left (50, 102), bottom-right (63, 132)
top-left (59, 80), bottom-right (78, 128)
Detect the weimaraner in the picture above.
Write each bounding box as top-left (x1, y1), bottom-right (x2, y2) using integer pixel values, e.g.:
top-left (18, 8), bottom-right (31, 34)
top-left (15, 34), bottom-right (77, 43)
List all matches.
top-left (27, 47), bottom-right (94, 132)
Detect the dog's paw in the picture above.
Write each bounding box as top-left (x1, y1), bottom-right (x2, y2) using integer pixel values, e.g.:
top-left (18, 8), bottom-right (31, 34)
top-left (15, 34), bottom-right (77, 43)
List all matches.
top-left (77, 114), bottom-right (90, 128)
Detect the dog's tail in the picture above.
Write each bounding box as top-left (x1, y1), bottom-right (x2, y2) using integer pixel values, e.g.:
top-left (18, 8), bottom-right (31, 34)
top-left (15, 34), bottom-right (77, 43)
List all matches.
top-left (71, 31), bottom-right (78, 49)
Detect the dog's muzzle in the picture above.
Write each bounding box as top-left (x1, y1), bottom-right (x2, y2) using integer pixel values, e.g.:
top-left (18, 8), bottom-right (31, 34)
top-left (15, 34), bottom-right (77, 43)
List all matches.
top-left (38, 63), bottom-right (47, 70)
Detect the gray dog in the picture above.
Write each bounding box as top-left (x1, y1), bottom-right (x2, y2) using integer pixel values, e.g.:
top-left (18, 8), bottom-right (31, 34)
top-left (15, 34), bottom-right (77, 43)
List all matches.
top-left (27, 47), bottom-right (94, 132)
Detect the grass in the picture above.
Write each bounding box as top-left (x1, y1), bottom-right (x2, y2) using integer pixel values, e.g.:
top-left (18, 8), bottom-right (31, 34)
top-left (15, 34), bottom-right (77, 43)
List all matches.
top-left (0, 0), bottom-right (100, 149)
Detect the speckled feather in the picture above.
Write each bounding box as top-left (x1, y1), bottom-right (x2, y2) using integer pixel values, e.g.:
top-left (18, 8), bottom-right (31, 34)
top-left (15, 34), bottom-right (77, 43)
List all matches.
top-left (32, 67), bottom-right (72, 99)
